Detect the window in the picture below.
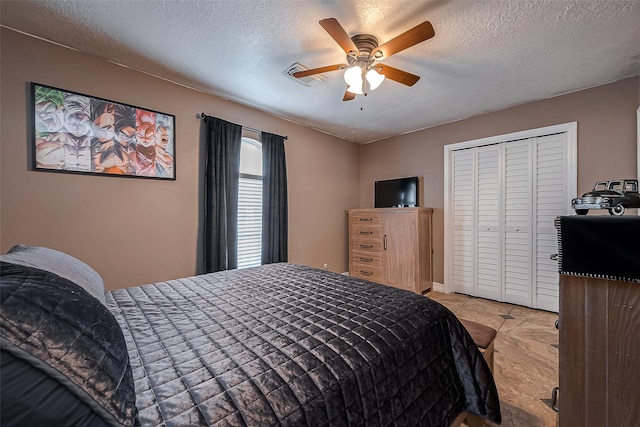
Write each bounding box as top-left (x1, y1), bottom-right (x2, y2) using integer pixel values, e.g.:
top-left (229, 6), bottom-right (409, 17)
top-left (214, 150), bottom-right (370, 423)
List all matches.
top-left (237, 137), bottom-right (262, 268)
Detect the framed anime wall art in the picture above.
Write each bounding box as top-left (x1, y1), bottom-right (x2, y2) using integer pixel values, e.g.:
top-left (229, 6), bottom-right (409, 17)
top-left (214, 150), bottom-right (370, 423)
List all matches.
top-left (32, 82), bottom-right (176, 180)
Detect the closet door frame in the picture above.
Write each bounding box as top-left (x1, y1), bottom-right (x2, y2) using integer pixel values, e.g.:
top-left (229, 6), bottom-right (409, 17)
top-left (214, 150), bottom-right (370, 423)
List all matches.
top-left (444, 122), bottom-right (577, 296)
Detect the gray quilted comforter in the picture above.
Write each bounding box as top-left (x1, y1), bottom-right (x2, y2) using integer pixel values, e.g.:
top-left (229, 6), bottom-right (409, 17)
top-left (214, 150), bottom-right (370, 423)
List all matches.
top-left (107, 263), bottom-right (500, 426)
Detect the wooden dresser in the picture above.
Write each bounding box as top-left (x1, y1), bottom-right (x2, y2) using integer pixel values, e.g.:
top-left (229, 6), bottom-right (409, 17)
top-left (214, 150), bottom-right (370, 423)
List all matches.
top-left (555, 216), bottom-right (640, 427)
top-left (348, 208), bottom-right (433, 294)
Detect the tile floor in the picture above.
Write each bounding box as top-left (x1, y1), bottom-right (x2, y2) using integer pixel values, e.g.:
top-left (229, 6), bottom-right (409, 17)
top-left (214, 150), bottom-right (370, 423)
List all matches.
top-left (426, 291), bottom-right (559, 427)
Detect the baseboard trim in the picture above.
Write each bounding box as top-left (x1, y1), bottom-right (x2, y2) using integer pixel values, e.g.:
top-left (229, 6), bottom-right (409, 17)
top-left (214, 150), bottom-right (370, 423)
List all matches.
top-left (342, 272), bottom-right (445, 293)
top-left (432, 281), bottom-right (445, 293)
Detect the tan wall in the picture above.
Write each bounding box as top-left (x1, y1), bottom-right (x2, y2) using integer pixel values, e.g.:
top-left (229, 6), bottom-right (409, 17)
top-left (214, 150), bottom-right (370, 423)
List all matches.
top-left (3, 28), bottom-right (637, 291)
top-left (360, 76), bottom-right (639, 285)
top-left (0, 28), bottom-right (360, 290)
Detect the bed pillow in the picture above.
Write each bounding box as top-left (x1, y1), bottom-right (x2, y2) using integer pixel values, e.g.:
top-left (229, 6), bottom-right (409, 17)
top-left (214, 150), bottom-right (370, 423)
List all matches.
top-left (0, 261), bottom-right (138, 426)
top-left (0, 244), bottom-right (106, 305)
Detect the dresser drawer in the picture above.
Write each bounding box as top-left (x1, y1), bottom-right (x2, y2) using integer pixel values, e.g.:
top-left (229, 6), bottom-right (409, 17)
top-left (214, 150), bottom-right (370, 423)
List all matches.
top-left (351, 238), bottom-right (383, 252)
top-left (351, 266), bottom-right (383, 282)
top-left (351, 251), bottom-right (382, 268)
top-left (351, 225), bottom-right (382, 240)
top-left (350, 213), bottom-right (381, 226)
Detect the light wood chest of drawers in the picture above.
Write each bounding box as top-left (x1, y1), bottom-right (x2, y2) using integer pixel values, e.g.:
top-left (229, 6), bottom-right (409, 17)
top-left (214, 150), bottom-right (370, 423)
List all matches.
top-left (348, 208), bottom-right (433, 294)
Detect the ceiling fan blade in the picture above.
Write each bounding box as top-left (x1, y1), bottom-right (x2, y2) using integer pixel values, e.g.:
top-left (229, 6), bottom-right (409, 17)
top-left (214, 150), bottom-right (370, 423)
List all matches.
top-left (320, 18), bottom-right (359, 55)
top-left (371, 21), bottom-right (435, 60)
top-left (343, 90), bottom-right (356, 101)
top-left (377, 64), bottom-right (420, 86)
top-left (292, 64), bottom-right (347, 78)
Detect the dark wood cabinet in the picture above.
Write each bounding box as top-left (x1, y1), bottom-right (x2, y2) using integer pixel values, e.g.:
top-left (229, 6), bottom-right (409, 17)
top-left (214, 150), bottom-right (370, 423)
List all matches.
top-left (556, 216), bottom-right (640, 427)
top-left (559, 275), bottom-right (640, 426)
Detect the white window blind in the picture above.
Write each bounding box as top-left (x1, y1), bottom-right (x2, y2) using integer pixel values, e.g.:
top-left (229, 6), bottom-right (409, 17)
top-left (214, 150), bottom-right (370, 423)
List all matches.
top-left (237, 138), bottom-right (262, 269)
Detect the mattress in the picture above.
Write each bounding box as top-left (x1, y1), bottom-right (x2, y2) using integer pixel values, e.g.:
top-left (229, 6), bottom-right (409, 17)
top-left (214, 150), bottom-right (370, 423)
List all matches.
top-left (106, 263), bottom-right (500, 426)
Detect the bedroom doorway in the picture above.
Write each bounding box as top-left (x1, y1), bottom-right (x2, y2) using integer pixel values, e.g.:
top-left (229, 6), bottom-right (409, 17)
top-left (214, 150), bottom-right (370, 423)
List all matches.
top-left (444, 122), bottom-right (577, 312)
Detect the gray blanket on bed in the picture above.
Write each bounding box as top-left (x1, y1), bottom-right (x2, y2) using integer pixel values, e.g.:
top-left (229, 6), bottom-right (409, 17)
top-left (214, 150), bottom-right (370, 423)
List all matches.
top-left (107, 263), bottom-right (500, 426)
top-left (0, 261), bottom-right (138, 426)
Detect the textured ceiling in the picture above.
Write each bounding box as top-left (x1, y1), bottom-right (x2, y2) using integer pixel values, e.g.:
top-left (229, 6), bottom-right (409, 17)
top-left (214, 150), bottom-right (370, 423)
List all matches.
top-left (2, 0), bottom-right (639, 143)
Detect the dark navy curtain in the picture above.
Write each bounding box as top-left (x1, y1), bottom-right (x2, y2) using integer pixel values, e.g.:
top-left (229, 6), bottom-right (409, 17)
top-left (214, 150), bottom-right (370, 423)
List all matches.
top-left (203, 116), bottom-right (242, 273)
top-left (261, 132), bottom-right (288, 264)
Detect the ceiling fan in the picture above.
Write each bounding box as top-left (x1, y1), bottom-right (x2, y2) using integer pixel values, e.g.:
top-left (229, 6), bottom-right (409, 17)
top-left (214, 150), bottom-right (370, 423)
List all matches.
top-left (293, 18), bottom-right (435, 101)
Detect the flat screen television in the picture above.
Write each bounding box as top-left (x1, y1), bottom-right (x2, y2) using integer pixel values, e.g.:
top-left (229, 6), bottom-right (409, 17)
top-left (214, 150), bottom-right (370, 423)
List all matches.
top-left (375, 176), bottom-right (419, 208)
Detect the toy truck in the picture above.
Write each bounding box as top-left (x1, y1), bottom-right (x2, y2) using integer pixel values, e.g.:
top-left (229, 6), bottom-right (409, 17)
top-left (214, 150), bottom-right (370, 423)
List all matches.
top-left (572, 179), bottom-right (640, 215)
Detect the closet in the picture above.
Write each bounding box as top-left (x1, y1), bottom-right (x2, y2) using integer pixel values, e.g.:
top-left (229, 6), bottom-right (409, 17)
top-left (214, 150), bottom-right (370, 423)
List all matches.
top-left (444, 123), bottom-right (577, 312)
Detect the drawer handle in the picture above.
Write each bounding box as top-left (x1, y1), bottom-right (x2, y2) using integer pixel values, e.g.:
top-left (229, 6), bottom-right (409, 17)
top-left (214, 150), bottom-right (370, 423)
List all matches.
top-left (359, 231), bottom-right (373, 235)
top-left (360, 244), bottom-right (373, 249)
top-left (359, 217), bottom-right (373, 222)
top-left (360, 257), bottom-right (373, 262)
top-left (360, 270), bottom-right (373, 276)
top-left (550, 387), bottom-right (559, 412)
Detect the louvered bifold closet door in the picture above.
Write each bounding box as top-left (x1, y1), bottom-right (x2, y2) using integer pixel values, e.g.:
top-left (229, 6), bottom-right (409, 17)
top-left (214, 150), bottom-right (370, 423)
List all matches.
top-left (476, 146), bottom-right (502, 300)
top-left (534, 134), bottom-right (566, 312)
top-left (446, 125), bottom-right (574, 311)
top-left (451, 149), bottom-right (475, 295)
top-left (503, 140), bottom-right (533, 307)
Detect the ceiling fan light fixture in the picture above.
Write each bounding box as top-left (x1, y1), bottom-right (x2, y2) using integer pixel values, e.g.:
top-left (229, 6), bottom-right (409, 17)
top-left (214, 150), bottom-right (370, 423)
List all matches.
top-left (344, 65), bottom-right (363, 88)
top-left (346, 85), bottom-right (363, 95)
top-left (297, 18), bottom-right (435, 101)
top-left (366, 68), bottom-right (385, 90)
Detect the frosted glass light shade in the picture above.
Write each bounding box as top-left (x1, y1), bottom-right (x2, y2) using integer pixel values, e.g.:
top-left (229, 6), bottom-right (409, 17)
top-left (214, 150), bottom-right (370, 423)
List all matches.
top-left (344, 66), bottom-right (362, 88)
top-left (346, 85), bottom-right (363, 94)
top-left (366, 69), bottom-right (385, 90)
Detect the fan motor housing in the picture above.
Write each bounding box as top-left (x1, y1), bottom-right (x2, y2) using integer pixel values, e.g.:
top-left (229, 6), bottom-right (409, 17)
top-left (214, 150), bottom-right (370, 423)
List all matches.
top-left (350, 34), bottom-right (379, 59)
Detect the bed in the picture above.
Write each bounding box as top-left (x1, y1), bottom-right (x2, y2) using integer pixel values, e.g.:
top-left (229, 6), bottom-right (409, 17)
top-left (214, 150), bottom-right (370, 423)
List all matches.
top-left (0, 245), bottom-right (500, 426)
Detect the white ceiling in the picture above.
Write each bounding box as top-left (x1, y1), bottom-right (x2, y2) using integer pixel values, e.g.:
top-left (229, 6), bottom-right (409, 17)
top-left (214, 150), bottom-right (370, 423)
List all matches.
top-left (2, 0), bottom-right (639, 144)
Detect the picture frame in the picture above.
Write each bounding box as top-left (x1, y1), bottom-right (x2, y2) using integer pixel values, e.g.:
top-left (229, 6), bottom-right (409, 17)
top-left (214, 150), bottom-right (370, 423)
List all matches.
top-left (32, 82), bottom-right (176, 180)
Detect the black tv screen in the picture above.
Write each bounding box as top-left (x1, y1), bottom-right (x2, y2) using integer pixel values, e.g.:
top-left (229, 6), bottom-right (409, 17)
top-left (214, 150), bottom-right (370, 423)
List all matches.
top-left (375, 177), bottom-right (419, 208)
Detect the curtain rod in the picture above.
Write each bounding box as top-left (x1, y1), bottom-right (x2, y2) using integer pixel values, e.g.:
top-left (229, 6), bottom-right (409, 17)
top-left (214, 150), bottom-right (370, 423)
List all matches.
top-left (199, 113), bottom-right (287, 140)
